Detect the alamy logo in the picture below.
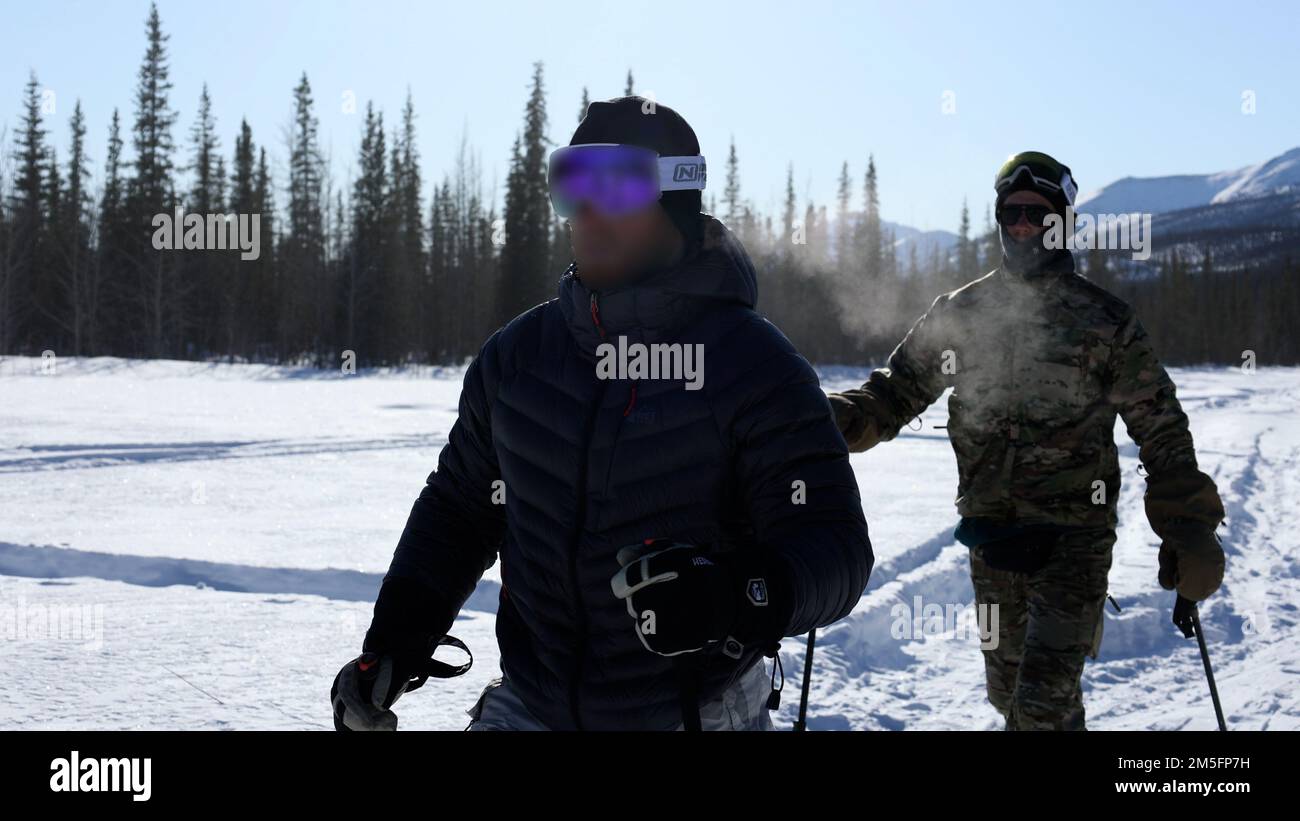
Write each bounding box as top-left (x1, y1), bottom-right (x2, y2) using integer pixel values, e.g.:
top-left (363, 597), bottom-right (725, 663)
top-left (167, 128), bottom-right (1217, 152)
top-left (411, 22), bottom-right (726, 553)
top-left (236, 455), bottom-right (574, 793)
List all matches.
top-left (152, 206), bottom-right (262, 260)
top-left (1, 596), bottom-right (104, 650)
top-left (596, 335), bottom-right (704, 390)
top-left (1042, 206), bottom-right (1152, 261)
top-left (890, 595), bottom-right (1000, 650)
top-left (50, 751), bottom-right (151, 801)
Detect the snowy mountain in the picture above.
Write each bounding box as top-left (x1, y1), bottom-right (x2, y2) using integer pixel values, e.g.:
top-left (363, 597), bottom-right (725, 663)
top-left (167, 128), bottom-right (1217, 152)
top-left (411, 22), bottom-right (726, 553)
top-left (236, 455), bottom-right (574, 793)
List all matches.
top-left (1072, 146), bottom-right (1300, 271)
top-left (824, 217), bottom-right (959, 270)
top-left (885, 220), bottom-right (959, 259)
top-left (1213, 147), bottom-right (1300, 203)
top-left (1077, 146), bottom-right (1300, 215)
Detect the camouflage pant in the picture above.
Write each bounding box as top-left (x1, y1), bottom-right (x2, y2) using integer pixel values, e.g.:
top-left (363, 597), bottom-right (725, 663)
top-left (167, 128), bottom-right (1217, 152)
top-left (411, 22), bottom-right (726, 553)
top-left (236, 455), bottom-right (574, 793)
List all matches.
top-left (969, 528), bottom-right (1113, 730)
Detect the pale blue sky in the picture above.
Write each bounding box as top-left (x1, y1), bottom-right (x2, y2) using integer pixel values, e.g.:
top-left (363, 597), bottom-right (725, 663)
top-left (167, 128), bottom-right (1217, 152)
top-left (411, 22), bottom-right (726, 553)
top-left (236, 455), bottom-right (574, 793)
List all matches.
top-left (5, 0), bottom-right (1298, 231)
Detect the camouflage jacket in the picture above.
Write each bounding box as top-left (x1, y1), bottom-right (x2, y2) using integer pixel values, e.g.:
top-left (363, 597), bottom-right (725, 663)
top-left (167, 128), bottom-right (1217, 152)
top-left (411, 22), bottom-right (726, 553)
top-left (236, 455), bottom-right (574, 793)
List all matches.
top-left (830, 257), bottom-right (1224, 533)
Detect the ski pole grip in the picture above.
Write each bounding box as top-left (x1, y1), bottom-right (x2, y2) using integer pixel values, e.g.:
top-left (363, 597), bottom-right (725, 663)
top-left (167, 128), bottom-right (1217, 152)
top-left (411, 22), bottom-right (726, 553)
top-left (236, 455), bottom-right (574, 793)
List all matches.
top-left (421, 635), bottom-right (473, 679)
top-left (1172, 594), bottom-right (1197, 639)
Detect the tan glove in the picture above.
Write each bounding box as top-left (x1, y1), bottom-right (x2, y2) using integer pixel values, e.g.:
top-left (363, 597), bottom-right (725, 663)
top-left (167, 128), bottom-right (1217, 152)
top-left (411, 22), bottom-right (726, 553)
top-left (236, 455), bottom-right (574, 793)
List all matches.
top-left (1158, 520), bottom-right (1225, 602)
top-left (1144, 469), bottom-right (1225, 602)
top-left (828, 393), bottom-right (882, 452)
top-left (1144, 469), bottom-right (1225, 535)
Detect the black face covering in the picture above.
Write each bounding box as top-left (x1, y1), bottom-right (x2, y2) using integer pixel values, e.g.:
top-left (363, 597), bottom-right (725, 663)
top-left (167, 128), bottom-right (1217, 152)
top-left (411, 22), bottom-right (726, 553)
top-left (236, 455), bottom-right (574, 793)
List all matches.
top-left (994, 155), bottom-right (1077, 279)
top-left (999, 225), bottom-right (1070, 278)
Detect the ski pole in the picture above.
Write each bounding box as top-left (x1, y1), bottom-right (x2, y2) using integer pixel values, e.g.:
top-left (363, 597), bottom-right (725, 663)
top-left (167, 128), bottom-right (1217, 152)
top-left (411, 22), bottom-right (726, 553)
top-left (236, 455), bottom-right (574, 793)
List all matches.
top-left (1172, 595), bottom-right (1227, 731)
top-left (793, 628), bottom-right (816, 731)
top-left (1191, 606), bottom-right (1228, 732)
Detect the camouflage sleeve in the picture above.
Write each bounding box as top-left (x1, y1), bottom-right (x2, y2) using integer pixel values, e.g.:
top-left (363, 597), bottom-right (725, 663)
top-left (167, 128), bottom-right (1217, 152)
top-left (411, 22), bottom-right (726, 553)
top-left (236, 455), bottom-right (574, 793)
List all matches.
top-left (831, 295), bottom-right (950, 451)
top-left (1106, 311), bottom-right (1224, 536)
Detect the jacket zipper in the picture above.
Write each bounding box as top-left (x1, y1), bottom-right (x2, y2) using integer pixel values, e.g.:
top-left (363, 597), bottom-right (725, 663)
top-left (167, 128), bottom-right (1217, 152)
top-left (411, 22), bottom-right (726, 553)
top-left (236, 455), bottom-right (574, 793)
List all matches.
top-left (592, 293), bottom-right (638, 417)
top-left (589, 293), bottom-right (606, 341)
top-left (567, 293), bottom-right (609, 729)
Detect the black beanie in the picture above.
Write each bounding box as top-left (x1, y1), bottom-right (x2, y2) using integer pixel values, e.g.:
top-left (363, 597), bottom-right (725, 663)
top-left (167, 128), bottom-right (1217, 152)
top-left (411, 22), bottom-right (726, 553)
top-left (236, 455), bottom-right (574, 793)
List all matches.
top-left (996, 172), bottom-right (1072, 216)
top-left (570, 96), bottom-right (704, 245)
top-left (994, 152), bottom-right (1076, 216)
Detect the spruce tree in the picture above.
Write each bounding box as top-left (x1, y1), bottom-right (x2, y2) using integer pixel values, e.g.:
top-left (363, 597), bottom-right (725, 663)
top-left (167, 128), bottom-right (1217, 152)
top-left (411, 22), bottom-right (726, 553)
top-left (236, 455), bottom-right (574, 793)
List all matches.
top-left (35, 146), bottom-right (63, 349)
top-left (781, 164), bottom-right (797, 254)
top-left (857, 155), bottom-right (881, 283)
top-left (499, 62), bottom-right (552, 322)
top-left (979, 203), bottom-right (999, 273)
top-left (96, 110), bottom-right (127, 354)
top-left (251, 146), bottom-right (277, 357)
top-left (128, 1), bottom-right (179, 356)
top-left (345, 102), bottom-right (387, 360)
top-left (4, 72), bottom-right (47, 352)
top-left (282, 73), bottom-right (326, 361)
top-left (58, 101), bottom-right (95, 353)
top-left (956, 199), bottom-right (978, 286)
top-left (219, 119), bottom-right (258, 357)
top-left (385, 90), bottom-right (424, 360)
top-left (723, 139), bottom-right (741, 227)
top-left (188, 84), bottom-right (219, 214)
top-left (129, 2), bottom-right (176, 214)
top-left (835, 161), bottom-right (852, 268)
top-left (186, 84), bottom-right (222, 353)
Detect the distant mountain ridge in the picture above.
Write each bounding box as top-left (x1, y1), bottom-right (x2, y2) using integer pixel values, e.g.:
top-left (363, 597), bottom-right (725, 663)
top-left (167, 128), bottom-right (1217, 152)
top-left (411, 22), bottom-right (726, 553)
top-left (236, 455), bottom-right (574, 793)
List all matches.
top-left (885, 220), bottom-right (958, 256)
top-left (1077, 146), bottom-right (1300, 215)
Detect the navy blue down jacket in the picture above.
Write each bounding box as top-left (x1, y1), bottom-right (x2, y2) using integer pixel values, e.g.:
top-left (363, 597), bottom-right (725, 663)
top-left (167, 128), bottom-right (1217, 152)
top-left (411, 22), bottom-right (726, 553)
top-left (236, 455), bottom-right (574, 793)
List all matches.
top-left (382, 216), bottom-right (873, 730)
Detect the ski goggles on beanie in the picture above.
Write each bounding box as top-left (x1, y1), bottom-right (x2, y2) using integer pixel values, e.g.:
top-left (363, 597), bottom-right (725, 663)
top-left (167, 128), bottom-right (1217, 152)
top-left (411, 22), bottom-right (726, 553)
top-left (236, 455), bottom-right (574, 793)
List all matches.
top-left (547, 144), bottom-right (707, 219)
top-left (994, 151), bottom-right (1078, 208)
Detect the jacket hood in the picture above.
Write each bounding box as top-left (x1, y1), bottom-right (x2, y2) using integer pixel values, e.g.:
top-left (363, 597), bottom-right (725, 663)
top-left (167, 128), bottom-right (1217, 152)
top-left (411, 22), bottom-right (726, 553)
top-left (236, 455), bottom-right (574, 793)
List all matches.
top-left (558, 215), bottom-right (758, 357)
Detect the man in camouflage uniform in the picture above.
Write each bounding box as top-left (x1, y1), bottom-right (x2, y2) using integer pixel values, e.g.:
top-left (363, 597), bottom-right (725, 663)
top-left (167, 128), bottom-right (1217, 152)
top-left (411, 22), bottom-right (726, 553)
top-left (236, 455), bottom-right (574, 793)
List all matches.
top-left (828, 152), bottom-right (1226, 730)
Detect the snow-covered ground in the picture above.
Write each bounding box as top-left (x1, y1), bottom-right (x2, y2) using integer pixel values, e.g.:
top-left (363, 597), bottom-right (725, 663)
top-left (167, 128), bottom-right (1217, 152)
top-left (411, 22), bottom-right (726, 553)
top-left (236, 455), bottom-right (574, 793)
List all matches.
top-left (2, 356), bottom-right (1297, 730)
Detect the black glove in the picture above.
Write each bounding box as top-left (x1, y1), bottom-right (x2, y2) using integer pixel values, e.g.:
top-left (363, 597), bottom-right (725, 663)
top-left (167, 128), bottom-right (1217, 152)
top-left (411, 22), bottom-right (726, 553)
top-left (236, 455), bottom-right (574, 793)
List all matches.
top-left (1157, 520), bottom-right (1225, 602)
top-left (610, 539), bottom-right (792, 658)
top-left (330, 637), bottom-right (472, 731)
top-left (331, 650), bottom-right (423, 731)
top-left (332, 578), bottom-right (470, 731)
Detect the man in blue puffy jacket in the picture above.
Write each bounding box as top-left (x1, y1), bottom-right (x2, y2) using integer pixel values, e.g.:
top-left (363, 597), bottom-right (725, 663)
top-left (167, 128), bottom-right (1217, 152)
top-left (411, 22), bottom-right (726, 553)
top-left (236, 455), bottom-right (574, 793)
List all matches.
top-left (332, 97), bottom-right (873, 731)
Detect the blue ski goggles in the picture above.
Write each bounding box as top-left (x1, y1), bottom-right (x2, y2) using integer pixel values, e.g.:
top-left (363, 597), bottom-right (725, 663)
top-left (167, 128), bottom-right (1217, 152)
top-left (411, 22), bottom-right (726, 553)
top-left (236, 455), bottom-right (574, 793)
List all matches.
top-left (547, 144), bottom-right (707, 219)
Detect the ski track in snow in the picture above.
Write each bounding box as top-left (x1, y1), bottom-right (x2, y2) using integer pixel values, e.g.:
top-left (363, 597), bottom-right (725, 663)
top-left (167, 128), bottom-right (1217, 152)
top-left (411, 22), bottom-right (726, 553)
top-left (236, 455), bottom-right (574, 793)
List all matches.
top-left (2, 356), bottom-right (1297, 730)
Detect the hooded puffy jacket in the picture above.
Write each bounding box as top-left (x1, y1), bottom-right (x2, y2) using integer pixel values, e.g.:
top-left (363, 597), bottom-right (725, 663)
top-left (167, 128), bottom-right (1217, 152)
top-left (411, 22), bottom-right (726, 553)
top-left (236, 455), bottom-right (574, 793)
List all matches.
top-left (381, 216), bottom-right (873, 730)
